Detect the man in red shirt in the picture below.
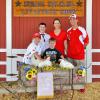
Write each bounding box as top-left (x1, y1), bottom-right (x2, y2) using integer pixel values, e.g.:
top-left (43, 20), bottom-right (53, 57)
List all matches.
top-left (67, 14), bottom-right (89, 67)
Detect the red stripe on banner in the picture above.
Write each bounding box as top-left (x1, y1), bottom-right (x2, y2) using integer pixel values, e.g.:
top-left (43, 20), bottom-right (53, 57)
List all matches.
top-left (0, 65), bottom-right (6, 74)
top-left (92, 53), bottom-right (100, 62)
top-left (92, 65), bottom-right (100, 75)
top-left (0, 52), bottom-right (6, 61)
top-left (92, 78), bottom-right (100, 82)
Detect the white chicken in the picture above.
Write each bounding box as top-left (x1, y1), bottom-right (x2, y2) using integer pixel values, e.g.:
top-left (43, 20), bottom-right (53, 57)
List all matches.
top-left (59, 59), bottom-right (74, 69)
top-left (38, 59), bottom-right (52, 68)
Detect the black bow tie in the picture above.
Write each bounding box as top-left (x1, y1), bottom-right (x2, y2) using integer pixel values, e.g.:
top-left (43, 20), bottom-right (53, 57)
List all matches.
top-left (41, 34), bottom-right (45, 42)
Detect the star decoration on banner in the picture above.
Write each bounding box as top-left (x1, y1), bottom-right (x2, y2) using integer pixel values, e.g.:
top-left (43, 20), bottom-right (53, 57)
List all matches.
top-left (15, 0), bottom-right (21, 7)
top-left (76, 0), bottom-right (83, 7)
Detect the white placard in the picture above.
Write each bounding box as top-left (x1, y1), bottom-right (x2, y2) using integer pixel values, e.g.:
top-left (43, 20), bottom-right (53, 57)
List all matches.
top-left (37, 72), bottom-right (54, 99)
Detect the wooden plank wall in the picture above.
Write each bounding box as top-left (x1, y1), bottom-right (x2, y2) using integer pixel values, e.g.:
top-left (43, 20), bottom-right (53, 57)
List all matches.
top-left (92, 0), bottom-right (100, 82)
top-left (0, 0), bottom-right (6, 81)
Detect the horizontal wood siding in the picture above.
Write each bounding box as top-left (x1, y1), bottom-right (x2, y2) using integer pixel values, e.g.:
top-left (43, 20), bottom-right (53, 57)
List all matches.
top-left (92, 53), bottom-right (100, 62)
top-left (0, 65), bottom-right (6, 74)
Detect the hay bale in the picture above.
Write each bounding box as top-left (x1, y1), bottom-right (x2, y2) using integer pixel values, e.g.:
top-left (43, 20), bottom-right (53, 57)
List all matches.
top-left (0, 82), bottom-right (100, 100)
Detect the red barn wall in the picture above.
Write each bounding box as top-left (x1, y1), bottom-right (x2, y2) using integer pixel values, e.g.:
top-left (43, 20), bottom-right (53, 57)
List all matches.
top-left (92, 0), bottom-right (100, 82)
top-left (0, 0), bottom-right (6, 81)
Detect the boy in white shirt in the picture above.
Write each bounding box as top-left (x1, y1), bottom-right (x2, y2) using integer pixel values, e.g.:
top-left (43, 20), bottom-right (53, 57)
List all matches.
top-left (39, 23), bottom-right (50, 53)
top-left (23, 33), bottom-right (42, 65)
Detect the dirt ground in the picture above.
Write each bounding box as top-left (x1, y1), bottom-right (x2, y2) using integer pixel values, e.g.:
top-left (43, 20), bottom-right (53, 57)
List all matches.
top-left (0, 82), bottom-right (100, 100)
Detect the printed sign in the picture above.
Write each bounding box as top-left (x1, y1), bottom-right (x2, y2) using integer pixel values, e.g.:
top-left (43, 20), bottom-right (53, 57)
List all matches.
top-left (37, 72), bottom-right (54, 99)
top-left (13, 0), bottom-right (84, 17)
